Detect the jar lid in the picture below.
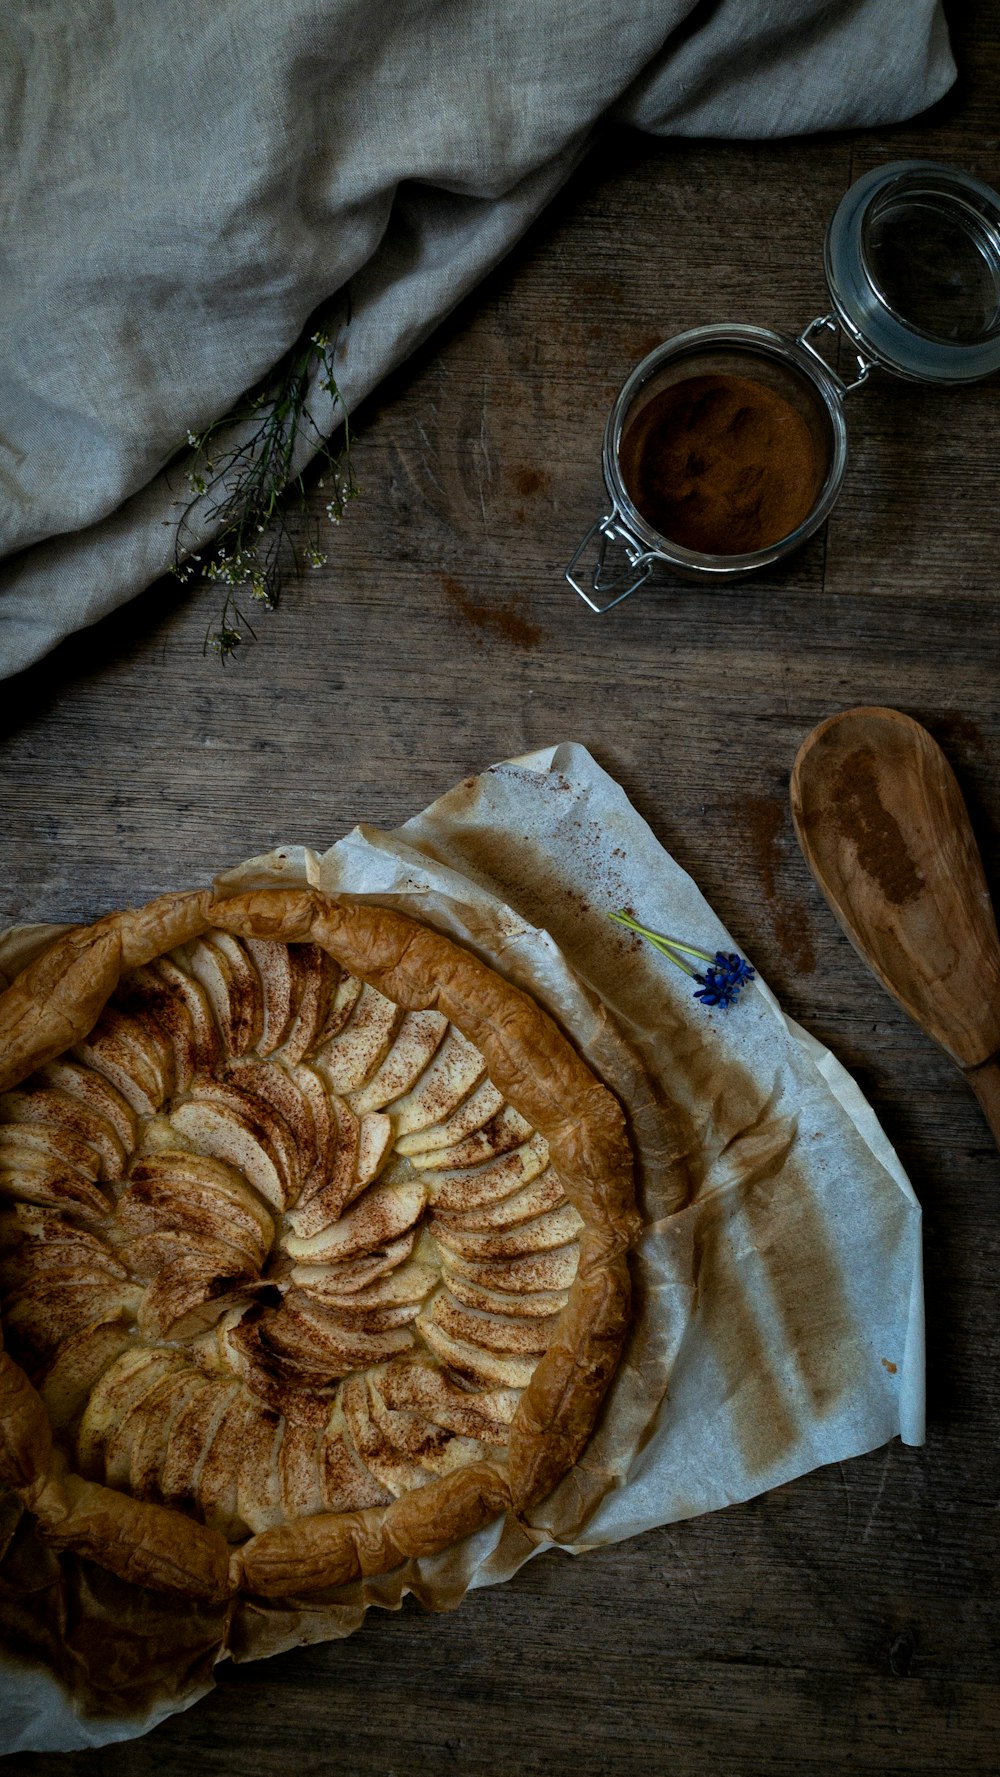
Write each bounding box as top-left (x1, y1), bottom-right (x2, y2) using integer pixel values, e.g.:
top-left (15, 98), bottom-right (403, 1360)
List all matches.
top-left (824, 160), bottom-right (1000, 384)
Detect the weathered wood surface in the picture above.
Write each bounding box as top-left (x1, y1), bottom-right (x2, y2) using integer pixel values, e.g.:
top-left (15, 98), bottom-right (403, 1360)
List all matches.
top-left (1, 3), bottom-right (998, 1772)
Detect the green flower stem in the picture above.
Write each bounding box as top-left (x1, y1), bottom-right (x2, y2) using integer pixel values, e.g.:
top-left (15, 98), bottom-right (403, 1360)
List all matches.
top-left (607, 909), bottom-right (712, 978)
top-left (175, 312), bottom-right (358, 659)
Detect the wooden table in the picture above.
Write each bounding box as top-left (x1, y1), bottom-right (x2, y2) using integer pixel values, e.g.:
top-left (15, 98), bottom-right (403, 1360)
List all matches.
top-left (2, 5), bottom-right (997, 1771)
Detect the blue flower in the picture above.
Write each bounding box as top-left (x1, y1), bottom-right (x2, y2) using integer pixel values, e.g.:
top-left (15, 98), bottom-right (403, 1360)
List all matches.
top-left (608, 913), bottom-right (756, 1013)
top-left (693, 952), bottom-right (756, 1010)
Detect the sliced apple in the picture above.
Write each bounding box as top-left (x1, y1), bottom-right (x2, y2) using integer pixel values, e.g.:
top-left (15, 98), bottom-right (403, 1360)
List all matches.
top-left (76, 1346), bottom-right (186, 1478)
top-left (431, 1201), bottom-right (583, 1262)
top-left (116, 1228), bottom-right (252, 1283)
top-left (294, 1258), bottom-right (434, 1318)
top-left (351, 1112), bottom-right (393, 1194)
top-left (158, 1376), bottom-right (241, 1510)
top-left (296, 1258), bottom-right (437, 1311)
top-left (183, 1079), bottom-right (301, 1206)
top-left (103, 1356), bottom-right (194, 1487)
top-left (284, 1176), bottom-right (426, 1265)
top-left (0, 1086), bottom-right (127, 1182)
top-left (0, 1122), bottom-right (102, 1183)
top-left (168, 1098), bottom-right (288, 1210)
top-left (433, 1167), bottom-right (566, 1233)
top-left (221, 1314), bottom-right (338, 1425)
top-left (121, 1151), bottom-right (274, 1267)
top-left (0, 1207), bottom-right (123, 1275)
top-left (289, 1230), bottom-right (417, 1297)
top-left (150, 956), bottom-right (221, 1074)
top-left (315, 971), bottom-right (363, 1046)
top-left (291, 1293), bottom-right (422, 1334)
top-left (430, 1289), bottom-right (558, 1357)
top-left (195, 1388), bottom-right (272, 1539)
top-left (444, 1272), bottom-right (569, 1321)
top-left (284, 1099), bottom-right (360, 1236)
top-left (0, 1231), bottom-right (125, 1296)
top-left (407, 1105), bottom-right (534, 1172)
top-left (340, 1375), bottom-right (431, 1497)
top-left (277, 1417), bottom-right (327, 1518)
top-left (414, 1315), bottom-right (538, 1390)
top-left (438, 1242), bottom-right (581, 1295)
top-left (0, 1156), bottom-right (110, 1221)
top-left (235, 1403), bottom-right (285, 1533)
top-left (385, 1028), bottom-right (486, 1137)
top-left (316, 985), bottom-right (404, 1094)
top-left (137, 1253), bottom-right (263, 1342)
top-left (36, 1315), bottom-right (135, 1430)
top-left (319, 1397), bottom-right (392, 1513)
top-left (224, 1058), bottom-right (317, 1176)
top-left (392, 1078), bottom-right (505, 1157)
top-left (75, 1007), bottom-right (174, 1116)
top-left (112, 965), bottom-right (200, 1093)
top-left (128, 1366), bottom-right (209, 1500)
top-left (280, 943), bottom-right (339, 1065)
top-left (261, 1292), bottom-right (415, 1373)
top-left (243, 937), bottom-right (297, 1056)
top-left (424, 1134), bottom-right (550, 1212)
top-left (3, 1273), bottom-right (140, 1360)
top-left (180, 934), bottom-right (262, 1059)
top-left (350, 1011), bottom-right (450, 1115)
top-left (366, 1377), bottom-right (489, 1475)
top-left (375, 1359), bottom-right (519, 1442)
top-left (288, 1062), bottom-right (338, 1203)
top-left (35, 1060), bottom-right (138, 1153)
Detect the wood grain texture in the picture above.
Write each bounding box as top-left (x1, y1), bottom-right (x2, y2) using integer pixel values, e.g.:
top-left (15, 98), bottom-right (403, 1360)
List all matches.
top-left (791, 706), bottom-right (1000, 1073)
top-left (1, 0), bottom-right (998, 1770)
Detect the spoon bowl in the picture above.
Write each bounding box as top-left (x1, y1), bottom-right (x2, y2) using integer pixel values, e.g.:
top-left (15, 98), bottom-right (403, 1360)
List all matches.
top-left (790, 705), bottom-right (1000, 1147)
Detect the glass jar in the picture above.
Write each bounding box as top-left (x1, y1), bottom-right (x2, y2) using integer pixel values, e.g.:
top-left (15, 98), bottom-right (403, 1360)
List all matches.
top-left (567, 160), bottom-right (1000, 611)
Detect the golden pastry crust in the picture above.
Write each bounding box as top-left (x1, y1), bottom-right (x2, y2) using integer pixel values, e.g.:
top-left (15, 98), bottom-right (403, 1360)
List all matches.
top-left (0, 888), bottom-right (638, 1602)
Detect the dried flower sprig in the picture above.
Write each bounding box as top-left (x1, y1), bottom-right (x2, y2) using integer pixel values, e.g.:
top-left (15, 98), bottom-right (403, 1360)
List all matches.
top-left (608, 910), bottom-right (756, 1011)
top-left (172, 316), bottom-right (358, 660)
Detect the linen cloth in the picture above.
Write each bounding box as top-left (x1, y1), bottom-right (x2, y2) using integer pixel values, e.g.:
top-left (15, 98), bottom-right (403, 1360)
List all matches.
top-left (0, 1), bottom-right (954, 678)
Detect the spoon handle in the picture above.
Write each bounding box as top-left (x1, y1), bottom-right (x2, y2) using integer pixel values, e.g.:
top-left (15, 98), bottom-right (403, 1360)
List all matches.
top-left (966, 1057), bottom-right (1000, 1151)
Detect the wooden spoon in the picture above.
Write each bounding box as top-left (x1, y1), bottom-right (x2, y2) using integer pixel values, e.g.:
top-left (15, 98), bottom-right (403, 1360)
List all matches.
top-left (790, 705), bottom-right (1000, 1148)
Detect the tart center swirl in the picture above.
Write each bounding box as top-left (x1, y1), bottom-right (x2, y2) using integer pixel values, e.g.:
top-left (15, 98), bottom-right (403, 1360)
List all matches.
top-left (0, 930), bottom-right (584, 1540)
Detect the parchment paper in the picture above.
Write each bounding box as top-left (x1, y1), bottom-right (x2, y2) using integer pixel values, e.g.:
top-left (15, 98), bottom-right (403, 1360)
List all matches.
top-left (0, 742), bottom-right (923, 1753)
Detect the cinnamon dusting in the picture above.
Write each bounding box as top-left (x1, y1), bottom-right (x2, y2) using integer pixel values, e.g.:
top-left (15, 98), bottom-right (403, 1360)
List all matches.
top-left (828, 747), bottom-right (924, 905)
top-left (619, 372), bottom-right (824, 555)
top-left (439, 574), bottom-right (544, 650)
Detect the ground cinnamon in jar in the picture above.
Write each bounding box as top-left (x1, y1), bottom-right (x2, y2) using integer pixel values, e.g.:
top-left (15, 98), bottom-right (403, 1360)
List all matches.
top-left (619, 372), bottom-right (825, 555)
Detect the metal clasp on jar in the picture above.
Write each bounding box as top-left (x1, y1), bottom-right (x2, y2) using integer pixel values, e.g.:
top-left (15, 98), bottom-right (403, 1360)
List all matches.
top-left (796, 315), bottom-right (875, 396)
top-left (564, 512), bottom-right (658, 612)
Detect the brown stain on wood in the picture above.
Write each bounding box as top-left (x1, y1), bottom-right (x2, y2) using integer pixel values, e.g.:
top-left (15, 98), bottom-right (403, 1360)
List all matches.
top-left (828, 746), bottom-right (924, 906)
top-left (439, 575), bottom-right (545, 651)
top-left (508, 466), bottom-right (552, 500)
top-left (743, 795), bottom-right (817, 975)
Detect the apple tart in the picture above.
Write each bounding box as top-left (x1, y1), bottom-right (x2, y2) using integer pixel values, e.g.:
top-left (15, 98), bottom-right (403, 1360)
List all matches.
top-left (0, 888), bottom-right (637, 1604)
